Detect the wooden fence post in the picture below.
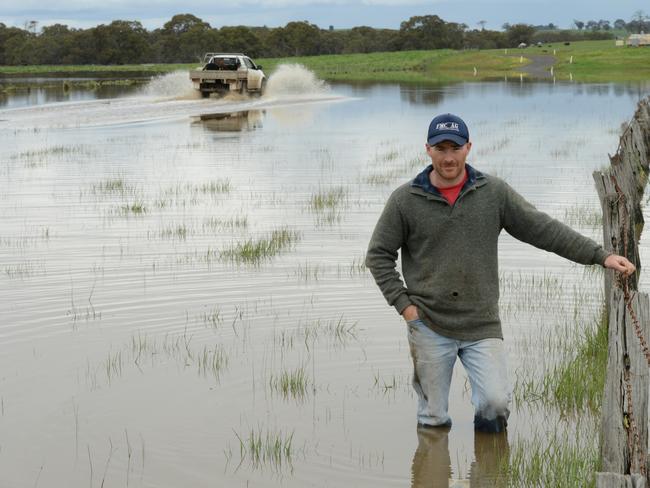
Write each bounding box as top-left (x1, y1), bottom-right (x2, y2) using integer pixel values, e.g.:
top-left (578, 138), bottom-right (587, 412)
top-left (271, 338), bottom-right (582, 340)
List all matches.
top-left (594, 97), bottom-right (650, 486)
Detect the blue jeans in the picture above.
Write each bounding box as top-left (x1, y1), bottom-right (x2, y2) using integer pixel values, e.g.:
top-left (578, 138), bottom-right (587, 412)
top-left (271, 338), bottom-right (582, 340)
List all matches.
top-left (406, 318), bottom-right (511, 432)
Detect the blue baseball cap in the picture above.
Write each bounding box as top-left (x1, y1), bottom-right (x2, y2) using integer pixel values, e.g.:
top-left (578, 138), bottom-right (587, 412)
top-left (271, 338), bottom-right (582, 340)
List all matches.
top-left (427, 113), bottom-right (470, 146)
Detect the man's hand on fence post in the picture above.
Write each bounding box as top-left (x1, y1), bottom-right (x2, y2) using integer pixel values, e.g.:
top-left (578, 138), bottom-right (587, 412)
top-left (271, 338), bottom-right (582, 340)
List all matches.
top-left (604, 254), bottom-right (636, 276)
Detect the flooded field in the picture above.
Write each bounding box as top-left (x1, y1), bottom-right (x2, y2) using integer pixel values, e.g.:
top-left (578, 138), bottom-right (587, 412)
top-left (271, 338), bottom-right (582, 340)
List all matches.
top-left (1, 66), bottom-right (649, 487)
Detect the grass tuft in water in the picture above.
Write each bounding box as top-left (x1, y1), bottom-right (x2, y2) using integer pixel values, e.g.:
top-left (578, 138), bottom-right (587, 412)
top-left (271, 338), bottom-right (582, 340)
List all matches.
top-left (197, 345), bottom-right (228, 380)
top-left (269, 365), bottom-right (310, 399)
top-left (199, 180), bottom-right (231, 194)
top-left (202, 216), bottom-right (248, 231)
top-left (514, 311), bottom-right (607, 413)
top-left (92, 178), bottom-right (135, 195)
top-left (220, 227), bottom-right (300, 264)
top-left (309, 187), bottom-right (347, 211)
top-left (118, 201), bottom-right (147, 216)
top-left (233, 427), bottom-right (295, 472)
top-left (502, 421), bottom-right (599, 487)
top-left (158, 223), bottom-right (189, 240)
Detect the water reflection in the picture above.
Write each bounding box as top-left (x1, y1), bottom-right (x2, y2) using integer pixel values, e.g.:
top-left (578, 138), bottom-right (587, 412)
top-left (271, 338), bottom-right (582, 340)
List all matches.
top-left (411, 428), bottom-right (509, 487)
top-left (0, 77), bottom-right (146, 109)
top-left (195, 109), bottom-right (264, 132)
top-left (400, 87), bottom-right (447, 106)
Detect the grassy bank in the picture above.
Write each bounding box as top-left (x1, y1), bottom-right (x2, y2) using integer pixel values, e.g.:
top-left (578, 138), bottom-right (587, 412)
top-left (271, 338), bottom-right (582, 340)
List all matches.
top-left (548, 39), bottom-right (650, 82)
top-left (258, 49), bottom-right (522, 83)
top-left (0, 63), bottom-right (193, 75)
top-left (0, 40), bottom-right (648, 83)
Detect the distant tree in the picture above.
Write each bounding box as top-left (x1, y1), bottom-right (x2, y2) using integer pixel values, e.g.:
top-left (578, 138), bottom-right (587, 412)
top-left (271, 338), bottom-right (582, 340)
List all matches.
top-left (614, 19), bottom-right (627, 30)
top-left (398, 15), bottom-right (465, 50)
top-left (573, 20), bottom-right (585, 30)
top-left (627, 11), bottom-right (650, 33)
top-left (35, 24), bottom-right (75, 64)
top-left (464, 28), bottom-right (507, 49)
top-left (162, 13), bottom-right (208, 35)
top-left (533, 23), bottom-right (557, 30)
top-left (320, 28), bottom-right (346, 54)
top-left (505, 23), bottom-right (535, 45)
top-left (0, 23), bottom-right (30, 64)
top-left (218, 26), bottom-right (262, 57)
top-left (586, 20), bottom-right (599, 31)
top-left (599, 20), bottom-right (611, 31)
top-left (159, 14), bottom-right (216, 62)
top-left (282, 21), bottom-right (321, 56)
top-left (24, 20), bottom-right (38, 34)
top-left (477, 20), bottom-right (487, 30)
top-left (89, 21), bottom-right (151, 64)
top-left (3, 30), bottom-right (36, 65)
top-left (343, 26), bottom-right (389, 53)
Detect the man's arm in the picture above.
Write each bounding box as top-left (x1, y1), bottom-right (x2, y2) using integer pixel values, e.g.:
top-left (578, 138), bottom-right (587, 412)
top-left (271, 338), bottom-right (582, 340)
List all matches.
top-left (365, 192), bottom-right (413, 316)
top-left (501, 181), bottom-right (635, 275)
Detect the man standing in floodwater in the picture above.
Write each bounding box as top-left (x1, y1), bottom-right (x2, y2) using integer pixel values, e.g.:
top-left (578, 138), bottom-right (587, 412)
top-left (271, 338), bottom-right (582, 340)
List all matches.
top-left (365, 113), bottom-right (636, 433)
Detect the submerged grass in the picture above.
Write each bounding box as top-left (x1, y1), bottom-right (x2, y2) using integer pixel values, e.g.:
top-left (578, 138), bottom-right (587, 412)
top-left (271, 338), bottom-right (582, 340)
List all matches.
top-left (197, 345), bottom-right (228, 380)
top-left (118, 201), bottom-right (147, 216)
top-left (514, 311), bottom-right (607, 413)
top-left (91, 178), bottom-right (138, 196)
top-left (233, 427), bottom-right (295, 472)
top-left (502, 420), bottom-right (599, 487)
top-left (220, 227), bottom-right (300, 264)
top-left (309, 186), bottom-right (348, 211)
top-left (202, 216), bottom-right (248, 231)
top-left (269, 365), bottom-right (310, 399)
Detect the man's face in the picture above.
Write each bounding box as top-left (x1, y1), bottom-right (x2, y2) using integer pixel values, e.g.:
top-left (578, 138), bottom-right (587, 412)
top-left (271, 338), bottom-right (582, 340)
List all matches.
top-left (425, 140), bottom-right (472, 185)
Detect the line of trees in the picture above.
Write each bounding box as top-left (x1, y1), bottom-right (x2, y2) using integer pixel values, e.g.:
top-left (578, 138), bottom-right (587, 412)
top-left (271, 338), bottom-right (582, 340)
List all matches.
top-left (573, 10), bottom-right (650, 33)
top-left (0, 12), bottom-right (642, 66)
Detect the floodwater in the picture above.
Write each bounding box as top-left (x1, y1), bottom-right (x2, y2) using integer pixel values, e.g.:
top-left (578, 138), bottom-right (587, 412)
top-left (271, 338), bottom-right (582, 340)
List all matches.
top-left (1, 66), bottom-right (649, 487)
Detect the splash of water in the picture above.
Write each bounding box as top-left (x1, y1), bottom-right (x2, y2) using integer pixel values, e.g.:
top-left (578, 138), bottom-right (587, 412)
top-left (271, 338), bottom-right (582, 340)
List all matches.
top-left (265, 64), bottom-right (328, 96)
top-left (141, 71), bottom-right (199, 99)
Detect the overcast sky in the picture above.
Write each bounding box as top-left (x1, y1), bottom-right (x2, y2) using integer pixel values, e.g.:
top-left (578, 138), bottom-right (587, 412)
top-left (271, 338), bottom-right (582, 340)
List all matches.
top-left (1, 0), bottom-right (647, 31)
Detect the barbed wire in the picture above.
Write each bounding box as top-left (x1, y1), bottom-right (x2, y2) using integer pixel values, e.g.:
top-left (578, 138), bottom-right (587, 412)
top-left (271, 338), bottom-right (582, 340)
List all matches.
top-left (613, 177), bottom-right (647, 476)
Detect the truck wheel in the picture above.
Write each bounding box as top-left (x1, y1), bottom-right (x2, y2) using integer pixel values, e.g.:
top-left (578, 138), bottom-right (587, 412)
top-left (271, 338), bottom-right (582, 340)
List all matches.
top-left (260, 79), bottom-right (267, 96)
top-left (201, 91), bottom-right (210, 99)
top-left (239, 81), bottom-right (248, 94)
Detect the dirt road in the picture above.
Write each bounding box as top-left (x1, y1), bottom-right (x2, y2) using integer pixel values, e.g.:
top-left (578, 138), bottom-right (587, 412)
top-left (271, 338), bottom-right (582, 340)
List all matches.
top-left (517, 54), bottom-right (556, 79)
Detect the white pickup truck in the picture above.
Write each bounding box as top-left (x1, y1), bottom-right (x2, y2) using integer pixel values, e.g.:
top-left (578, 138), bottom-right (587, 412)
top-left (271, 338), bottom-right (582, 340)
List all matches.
top-left (189, 53), bottom-right (267, 97)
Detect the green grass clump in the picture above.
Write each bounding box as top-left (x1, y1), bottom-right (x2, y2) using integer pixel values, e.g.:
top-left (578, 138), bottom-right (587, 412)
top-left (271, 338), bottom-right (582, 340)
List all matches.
top-left (309, 186), bottom-right (347, 211)
top-left (233, 427), bottom-right (295, 472)
top-left (158, 224), bottom-right (189, 240)
top-left (202, 216), bottom-right (248, 231)
top-left (119, 201), bottom-right (147, 216)
top-left (269, 365), bottom-right (310, 399)
top-left (503, 423), bottom-right (599, 487)
top-left (197, 345), bottom-right (228, 380)
top-left (220, 227), bottom-right (300, 264)
top-left (199, 179), bottom-right (231, 194)
top-left (515, 312), bottom-right (608, 413)
top-left (93, 178), bottom-right (128, 193)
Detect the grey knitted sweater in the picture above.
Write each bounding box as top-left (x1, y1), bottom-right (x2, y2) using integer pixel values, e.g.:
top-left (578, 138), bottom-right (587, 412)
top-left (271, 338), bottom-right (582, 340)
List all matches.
top-left (365, 164), bottom-right (609, 341)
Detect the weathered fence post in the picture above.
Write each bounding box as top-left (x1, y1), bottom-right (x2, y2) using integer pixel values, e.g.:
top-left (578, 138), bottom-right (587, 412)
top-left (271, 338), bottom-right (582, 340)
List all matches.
top-left (594, 97), bottom-right (650, 487)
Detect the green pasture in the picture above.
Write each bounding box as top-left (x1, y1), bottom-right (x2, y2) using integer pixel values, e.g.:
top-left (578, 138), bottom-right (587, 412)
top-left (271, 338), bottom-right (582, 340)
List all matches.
top-left (0, 40), bottom-right (648, 83)
top-left (545, 39), bottom-right (650, 81)
top-left (258, 49), bottom-right (521, 83)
